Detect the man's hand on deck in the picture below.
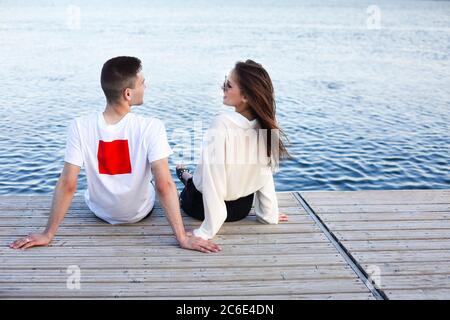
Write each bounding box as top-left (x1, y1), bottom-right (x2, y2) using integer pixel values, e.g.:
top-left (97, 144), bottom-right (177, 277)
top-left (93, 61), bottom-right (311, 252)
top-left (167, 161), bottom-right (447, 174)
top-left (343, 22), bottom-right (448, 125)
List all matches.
top-left (9, 233), bottom-right (52, 250)
top-left (179, 234), bottom-right (221, 253)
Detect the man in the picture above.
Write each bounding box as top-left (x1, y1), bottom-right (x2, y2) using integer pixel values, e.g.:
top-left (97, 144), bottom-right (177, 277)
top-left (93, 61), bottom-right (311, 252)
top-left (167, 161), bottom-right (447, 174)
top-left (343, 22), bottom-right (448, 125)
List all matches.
top-left (10, 56), bottom-right (221, 253)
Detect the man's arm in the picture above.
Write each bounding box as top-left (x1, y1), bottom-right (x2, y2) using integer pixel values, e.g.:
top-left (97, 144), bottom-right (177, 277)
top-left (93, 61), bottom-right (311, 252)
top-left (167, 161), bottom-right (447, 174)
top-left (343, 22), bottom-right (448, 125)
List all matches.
top-left (151, 158), bottom-right (221, 253)
top-left (9, 162), bottom-right (80, 250)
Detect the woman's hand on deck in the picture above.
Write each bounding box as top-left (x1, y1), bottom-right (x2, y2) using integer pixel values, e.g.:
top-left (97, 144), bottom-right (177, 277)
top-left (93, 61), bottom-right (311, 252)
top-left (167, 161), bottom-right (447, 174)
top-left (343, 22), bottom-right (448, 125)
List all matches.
top-left (279, 213), bottom-right (288, 222)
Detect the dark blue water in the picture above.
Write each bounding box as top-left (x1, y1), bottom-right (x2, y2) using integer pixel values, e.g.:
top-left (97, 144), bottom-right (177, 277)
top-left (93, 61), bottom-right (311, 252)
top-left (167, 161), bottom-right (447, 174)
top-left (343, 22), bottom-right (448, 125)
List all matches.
top-left (0, 0), bottom-right (449, 194)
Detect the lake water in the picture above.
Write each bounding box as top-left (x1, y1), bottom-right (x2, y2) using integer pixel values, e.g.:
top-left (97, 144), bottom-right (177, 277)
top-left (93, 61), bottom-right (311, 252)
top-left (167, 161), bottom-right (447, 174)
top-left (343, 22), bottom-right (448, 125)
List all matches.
top-left (0, 0), bottom-right (449, 194)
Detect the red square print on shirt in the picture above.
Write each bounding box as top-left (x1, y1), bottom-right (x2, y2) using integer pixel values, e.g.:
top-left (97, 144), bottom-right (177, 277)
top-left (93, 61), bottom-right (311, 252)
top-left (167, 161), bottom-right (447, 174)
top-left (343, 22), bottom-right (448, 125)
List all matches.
top-left (97, 140), bottom-right (132, 175)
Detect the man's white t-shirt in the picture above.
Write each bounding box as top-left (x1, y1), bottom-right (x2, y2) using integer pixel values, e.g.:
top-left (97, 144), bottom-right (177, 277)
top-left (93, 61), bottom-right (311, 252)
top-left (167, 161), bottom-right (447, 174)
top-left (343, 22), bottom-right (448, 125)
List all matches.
top-left (64, 111), bottom-right (172, 224)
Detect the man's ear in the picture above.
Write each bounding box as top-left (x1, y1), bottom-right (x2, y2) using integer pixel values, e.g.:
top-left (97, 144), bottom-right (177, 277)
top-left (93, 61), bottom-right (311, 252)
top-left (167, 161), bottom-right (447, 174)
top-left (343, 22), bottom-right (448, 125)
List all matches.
top-left (123, 88), bottom-right (132, 102)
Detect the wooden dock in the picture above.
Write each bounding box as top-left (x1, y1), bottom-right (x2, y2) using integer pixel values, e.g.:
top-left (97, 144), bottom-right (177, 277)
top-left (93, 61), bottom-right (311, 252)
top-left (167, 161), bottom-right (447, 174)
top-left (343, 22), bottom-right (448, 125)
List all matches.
top-left (0, 189), bottom-right (449, 299)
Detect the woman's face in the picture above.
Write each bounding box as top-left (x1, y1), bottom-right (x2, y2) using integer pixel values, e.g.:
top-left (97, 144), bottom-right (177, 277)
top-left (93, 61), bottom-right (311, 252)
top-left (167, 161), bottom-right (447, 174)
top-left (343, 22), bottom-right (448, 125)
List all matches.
top-left (222, 70), bottom-right (247, 108)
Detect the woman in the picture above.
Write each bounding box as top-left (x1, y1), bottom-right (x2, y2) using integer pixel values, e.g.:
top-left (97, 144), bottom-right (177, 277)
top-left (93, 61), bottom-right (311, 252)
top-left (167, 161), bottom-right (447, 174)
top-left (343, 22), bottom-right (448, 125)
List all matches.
top-left (176, 59), bottom-right (289, 240)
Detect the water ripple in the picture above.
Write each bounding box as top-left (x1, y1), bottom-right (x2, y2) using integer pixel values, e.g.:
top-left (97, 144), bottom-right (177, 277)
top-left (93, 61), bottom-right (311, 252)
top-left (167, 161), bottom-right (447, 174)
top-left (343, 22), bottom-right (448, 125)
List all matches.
top-left (1, 0), bottom-right (450, 194)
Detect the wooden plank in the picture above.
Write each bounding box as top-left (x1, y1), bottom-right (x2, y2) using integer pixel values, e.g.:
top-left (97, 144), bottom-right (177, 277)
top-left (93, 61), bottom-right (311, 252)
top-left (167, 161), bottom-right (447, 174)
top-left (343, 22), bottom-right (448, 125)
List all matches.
top-left (0, 254), bottom-right (347, 269)
top-left (0, 279), bottom-right (369, 298)
top-left (0, 233), bottom-right (330, 246)
top-left (0, 293), bottom-right (376, 300)
top-left (0, 197), bottom-right (301, 209)
top-left (0, 243), bottom-right (338, 257)
top-left (0, 201), bottom-right (302, 210)
top-left (0, 193), bottom-right (298, 202)
top-left (123, 292), bottom-right (375, 300)
top-left (319, 220), bottom-right (450, 231)
top-left (0, 212), bottom-right (313, 226)
top-left (333, 229), bottom-right (450, 241)
top-left (301, 189), bottom-right (450, 204)
top-left (0, 192), bottom-right (290, 200)
top-left (0, 205), bottom-right (306, 215)
top-left (385, 288), bottom-right (450, 300)
top-left (302, 189), bottom-right (450, 196)
top-left (352, 250), bottom-right (450, 263)
top-left (373, 274), bottom-right (450, 290)
top-left (0, 265), bottom-right (357, 283)
top-left (0, 223), bottom-right (319, 236)
top-left (361, 261), bottom-right (450, 276)
top-left (319, 212), bottom-right (450, 222)
top-left (160, 293), bottom-right (375, 300)
top-left (0, 200), bottom-right (301, 210)
top-left (343, 239), bottom-right (450, 252)
top-left (307, 204), bottom-right (450, 214)
top-left (0, 206), bottom-right (307, 219)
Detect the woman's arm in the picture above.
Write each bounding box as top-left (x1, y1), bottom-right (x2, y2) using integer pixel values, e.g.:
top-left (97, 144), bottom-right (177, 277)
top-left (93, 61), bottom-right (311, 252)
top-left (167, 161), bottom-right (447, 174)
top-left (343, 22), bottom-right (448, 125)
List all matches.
top-left (254, 174), bottom-right (280, 224)
top-left (193, 120), bottom-right (228, 240)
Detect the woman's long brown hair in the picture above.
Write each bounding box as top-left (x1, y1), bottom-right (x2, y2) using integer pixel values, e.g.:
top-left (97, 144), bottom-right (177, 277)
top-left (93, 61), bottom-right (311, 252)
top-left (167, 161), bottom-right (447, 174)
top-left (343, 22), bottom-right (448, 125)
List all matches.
top-left (234, 60), bottom-right (290, 164)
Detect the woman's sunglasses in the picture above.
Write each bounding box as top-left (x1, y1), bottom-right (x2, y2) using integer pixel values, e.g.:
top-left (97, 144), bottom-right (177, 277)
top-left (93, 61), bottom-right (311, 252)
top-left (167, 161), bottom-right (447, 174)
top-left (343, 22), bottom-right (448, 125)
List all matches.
top-left (221, 76), bottom-right (232, 92)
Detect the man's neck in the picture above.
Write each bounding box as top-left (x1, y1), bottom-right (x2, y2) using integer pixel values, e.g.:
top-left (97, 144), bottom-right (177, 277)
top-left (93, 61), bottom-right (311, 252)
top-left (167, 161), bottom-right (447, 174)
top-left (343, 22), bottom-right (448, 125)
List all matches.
top-left (103, 102), bottom-right (131, 125)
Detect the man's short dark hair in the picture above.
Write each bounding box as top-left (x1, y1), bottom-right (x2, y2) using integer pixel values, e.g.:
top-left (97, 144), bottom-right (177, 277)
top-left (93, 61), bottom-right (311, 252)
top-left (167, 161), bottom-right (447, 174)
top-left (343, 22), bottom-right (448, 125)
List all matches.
top-left (101, 56), bottom-right (142, 104)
